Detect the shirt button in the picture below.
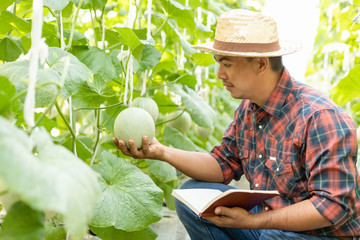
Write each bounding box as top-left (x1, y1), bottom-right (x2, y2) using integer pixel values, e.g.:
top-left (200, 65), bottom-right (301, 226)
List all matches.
top-left (264, 206), bottom-right (269, 211)
top-left (258, 125), bottom-right (263, 129)
top-left (258, 154), bottom-right (263, 159)
top-left (255, 183), bottom-right (259, 188)
top-left (276, 167), bottom-right (280, 172)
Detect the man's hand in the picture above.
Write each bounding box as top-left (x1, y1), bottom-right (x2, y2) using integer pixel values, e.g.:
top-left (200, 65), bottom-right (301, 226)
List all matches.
top-left (203, 206), bottom-right (254, 229)
top-left (113, 136), bottom-right (164, 160)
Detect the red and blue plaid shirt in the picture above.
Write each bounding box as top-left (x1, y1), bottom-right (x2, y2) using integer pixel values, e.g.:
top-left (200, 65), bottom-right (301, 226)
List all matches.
top-left (210, 68), bottom-right (360, 237)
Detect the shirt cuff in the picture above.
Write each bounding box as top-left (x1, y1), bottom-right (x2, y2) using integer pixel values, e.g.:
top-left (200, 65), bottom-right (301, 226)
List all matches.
top-left (310, 195), bottom-right (350, 227)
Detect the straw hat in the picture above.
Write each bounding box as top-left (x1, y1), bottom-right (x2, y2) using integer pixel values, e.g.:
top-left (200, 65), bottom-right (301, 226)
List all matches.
top-left (192, 9), bottom-right (302, 57)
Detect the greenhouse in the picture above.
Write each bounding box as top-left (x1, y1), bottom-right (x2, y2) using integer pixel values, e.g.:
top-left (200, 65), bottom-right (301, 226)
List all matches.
top-left (0, 0), bottom-right (359, 239)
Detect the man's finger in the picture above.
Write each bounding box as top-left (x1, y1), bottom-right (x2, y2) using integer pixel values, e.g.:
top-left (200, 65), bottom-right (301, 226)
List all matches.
top-left (112, 137), bottom-right (119, 148)
top-left (142, 136), bottom-right (149, 153)
top-left (128, 139), bottom-right (140, 155)
top-left (215, 206), bottom-right (235, 217)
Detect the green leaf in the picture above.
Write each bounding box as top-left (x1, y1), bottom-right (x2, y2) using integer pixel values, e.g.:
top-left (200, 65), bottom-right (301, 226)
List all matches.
top-left (71, 81), bottom-right (108, 108)
top-left (0, 36), bottom-right (24, 62)
top-left (44, 0), bottom-right (70, 10)
top-left (113, 27), bottom-right (143, 51)
top-left (151, 178), bottom-right (178, 210)
top-left (47, 47), bottom-right (93, 97)
top-left (163, 126), bottom-right (199, 151)
top-left (63, 29), bottom-right (88, 46)
top-left (0, 76), bottom-right (15, 114)
top-left (194, 18), bottom-right (213, 40)
top-left (44, 221), bottom-right (67, 240)
top-left (153, 50), bottom-right (177, 73)
top-left (0, 201), bottom-right (45, 240)
top-left (138, 44), bottom-right (162, 72)
top-left (171, 84), bottom-right (216, 128)
top-left (0, 60), bottom-right (60, 107)
top-left (160, 0), bottom-right (195, 31)
top-left (153, 92), bottom-right (177, 114)
top-left (330, 65), bottom-right (360, 106)
top-left (71, 0), bottom-right (107, 9)
top-left (62, 136), bottom-right (93, 161)
top-left (0, 119), bottom-right (101, 239)
top-left (192, 52), bottom-right (215, 67)
top-left (0, 0), bottom-right (15, 13)
top-left (146, 159), bottom-right (177, 182)
top-left (166, 21), bottom-right (196, 55)
top-left (0, 11), bottom-right (31, 35)
top-left (71, 46), bottom-right (120, 80)
top-left (90, 152), bottom-right (163, 231)
top-left (89, 226), bottom-right (157, 240)
top-left (353, 12), bottom-right (360, 23)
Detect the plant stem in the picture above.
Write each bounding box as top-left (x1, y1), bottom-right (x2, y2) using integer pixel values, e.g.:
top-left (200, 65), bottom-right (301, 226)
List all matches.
top-left (57, 10), bottom-right (66, 50)
top-left (100, 6), bottom-right (106, 50)
top-left (33, 57), bottom-right (70, 130)
top-left (90, 7), bottom-right (98, 48)
top-left (74, 102), bottom-right (124, 111)
top-left (155, 108), bottom-right (186, 126)
top-left (147, 74), bottom-right (189, 91)
top-left (91, 109), bottom-right (101, 165)
top-left (66, 0), bottom-right (84, 50)
top-left (69, 97), bottom-right (77, 155)
top-left (10, 81), bottom-right (62, 103)
top-left (55, 102), bottom-right (76, 140)
top-left (154, 16), bottom-right (168, 37)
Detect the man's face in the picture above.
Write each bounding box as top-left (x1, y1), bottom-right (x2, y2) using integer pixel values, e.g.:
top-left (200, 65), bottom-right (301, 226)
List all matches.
top-left (214, 55), bottom-right (258, 100)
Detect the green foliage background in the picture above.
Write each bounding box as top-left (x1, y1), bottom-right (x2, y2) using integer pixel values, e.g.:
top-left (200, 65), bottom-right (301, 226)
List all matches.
top-left (0, 0), bottom-right (359, 239)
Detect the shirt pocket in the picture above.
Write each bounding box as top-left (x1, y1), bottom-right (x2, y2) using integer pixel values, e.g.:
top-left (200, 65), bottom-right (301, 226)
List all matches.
top-left (264, 139), bottom-right (305, 200)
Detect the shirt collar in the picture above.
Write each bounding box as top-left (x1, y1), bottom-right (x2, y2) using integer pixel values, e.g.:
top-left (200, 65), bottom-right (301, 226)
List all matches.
top-left (260, 67), bottom-right (293, 118)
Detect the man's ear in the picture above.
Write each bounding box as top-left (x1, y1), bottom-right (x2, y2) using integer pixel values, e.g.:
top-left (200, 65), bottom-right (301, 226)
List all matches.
top-left (256, 57), bottom-right (269, 73)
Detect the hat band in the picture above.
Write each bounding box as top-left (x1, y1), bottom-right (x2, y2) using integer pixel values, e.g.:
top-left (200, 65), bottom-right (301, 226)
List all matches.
top-left (213, 39), bottom-right (281, 53)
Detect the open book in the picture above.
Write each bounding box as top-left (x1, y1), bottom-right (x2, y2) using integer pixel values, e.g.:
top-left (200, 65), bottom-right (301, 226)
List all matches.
top-left (172, 188), bottom-right (279, 217)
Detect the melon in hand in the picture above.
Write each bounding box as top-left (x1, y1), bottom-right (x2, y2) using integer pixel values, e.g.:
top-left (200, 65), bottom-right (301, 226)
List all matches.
top-left (114, 107), bottom-right (155, 149)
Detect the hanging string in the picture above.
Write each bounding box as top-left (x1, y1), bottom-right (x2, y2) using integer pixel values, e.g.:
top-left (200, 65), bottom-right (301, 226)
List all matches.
top-left (24, 0), bottom-right (44, 129)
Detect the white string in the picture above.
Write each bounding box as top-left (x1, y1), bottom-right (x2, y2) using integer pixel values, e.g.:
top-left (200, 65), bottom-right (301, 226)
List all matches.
top-left (24, 0), bottom-right (43, 129)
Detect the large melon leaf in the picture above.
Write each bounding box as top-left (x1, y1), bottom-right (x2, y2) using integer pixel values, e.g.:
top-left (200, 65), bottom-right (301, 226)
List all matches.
top-left (0, 117), bottom-right (101, 239)
top-left (89, 226), bottom-right (157, 240)
top-left (90, 151), bottom-right (163, 231)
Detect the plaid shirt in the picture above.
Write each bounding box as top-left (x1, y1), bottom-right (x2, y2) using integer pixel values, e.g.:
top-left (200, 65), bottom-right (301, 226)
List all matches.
top-left (210, 68), bottom-right (360, 237)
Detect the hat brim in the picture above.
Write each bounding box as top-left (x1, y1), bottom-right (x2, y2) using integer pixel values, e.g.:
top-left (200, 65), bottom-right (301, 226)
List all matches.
top-left (192, 40), bottom-right (302, 57)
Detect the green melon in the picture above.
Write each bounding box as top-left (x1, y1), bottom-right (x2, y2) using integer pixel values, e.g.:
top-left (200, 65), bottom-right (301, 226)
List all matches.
top-left (167, 110), bottom-right (191, 133)
top-left (130, 97), bottom-right (159, 122)
top-left (114, 107), bottom-right (155, 149)
top-left (194, 124), bottom-right (214, 138)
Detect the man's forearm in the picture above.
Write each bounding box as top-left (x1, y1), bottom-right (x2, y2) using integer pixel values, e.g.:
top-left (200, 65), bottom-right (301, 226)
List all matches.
top-left (159, 145), bottom-right (224, 183)
top-left (251, 199), bottom-right (332, 231)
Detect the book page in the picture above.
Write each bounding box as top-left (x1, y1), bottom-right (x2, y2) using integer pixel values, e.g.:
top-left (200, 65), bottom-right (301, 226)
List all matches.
top-left (172, 189), bottom-right (222, 212)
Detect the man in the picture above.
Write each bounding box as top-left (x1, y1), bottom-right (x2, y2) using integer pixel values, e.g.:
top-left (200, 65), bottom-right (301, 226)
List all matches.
top-left (113, 9), bottom-right (360, 240)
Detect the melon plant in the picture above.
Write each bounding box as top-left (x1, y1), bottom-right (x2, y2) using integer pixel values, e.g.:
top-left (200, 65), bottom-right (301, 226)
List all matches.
top-left (114, 107), bottom-right (155, 149)
top-left (166, 110), bottom-right (192, 133)
top-left (130, 97), bottom-right (159, 122)
top-left (194, 124), bottom-right (214, 139)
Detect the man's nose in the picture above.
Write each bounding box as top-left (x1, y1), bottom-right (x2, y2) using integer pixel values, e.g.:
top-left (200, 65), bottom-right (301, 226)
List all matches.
top-left (217, 65), bottom-right (227, 80)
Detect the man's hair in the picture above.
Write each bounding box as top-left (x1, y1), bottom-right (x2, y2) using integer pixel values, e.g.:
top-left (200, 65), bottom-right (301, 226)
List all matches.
top-left (268, 56), bottom-right (283, 73)
top-left (247, 56), bottom-right (283, 73)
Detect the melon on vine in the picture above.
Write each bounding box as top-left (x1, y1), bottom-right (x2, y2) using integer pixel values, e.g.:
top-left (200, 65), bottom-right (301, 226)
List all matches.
top-left (194, 124), bottom-right (214, 138)
top-left (114, 107), bottom-right (155, 149)
top-left (166, 110), bottom-right (191, 133)
top-left (130, 97), bottom-right (159, 122)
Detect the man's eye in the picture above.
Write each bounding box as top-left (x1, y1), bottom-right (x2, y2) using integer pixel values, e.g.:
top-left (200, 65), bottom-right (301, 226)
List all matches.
top-left (223, 63), bottom-right (231, 68)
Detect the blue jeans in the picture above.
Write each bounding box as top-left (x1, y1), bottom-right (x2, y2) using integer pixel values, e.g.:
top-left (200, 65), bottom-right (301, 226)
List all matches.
top-left (174, 179), bottom-right (340, 240)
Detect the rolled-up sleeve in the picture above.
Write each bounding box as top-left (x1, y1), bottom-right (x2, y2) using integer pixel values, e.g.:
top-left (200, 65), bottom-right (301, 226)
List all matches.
top-left (304, 109), bottom-right (358, 226)
top-left (210, 108), bottom-right (244, 184)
